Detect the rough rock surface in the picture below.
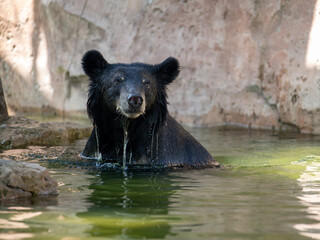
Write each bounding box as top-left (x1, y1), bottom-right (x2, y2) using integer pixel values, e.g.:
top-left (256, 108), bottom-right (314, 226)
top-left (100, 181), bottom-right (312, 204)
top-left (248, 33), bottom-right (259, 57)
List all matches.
top-left (0, 117), bottom-right (91, 151)
top-left (0, 141), bottom-right (96, 170)
top-left (0, 0), bottom-right (320, 133)
top-left (0, 159), bottom-right (58, 200)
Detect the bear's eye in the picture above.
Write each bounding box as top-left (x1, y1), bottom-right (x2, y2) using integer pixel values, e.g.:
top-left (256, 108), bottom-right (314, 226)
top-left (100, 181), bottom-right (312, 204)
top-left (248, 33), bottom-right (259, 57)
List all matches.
top-left (114, 77), bottom-right (124, 86)
top-left (142, 79), bottom-right (151, 89)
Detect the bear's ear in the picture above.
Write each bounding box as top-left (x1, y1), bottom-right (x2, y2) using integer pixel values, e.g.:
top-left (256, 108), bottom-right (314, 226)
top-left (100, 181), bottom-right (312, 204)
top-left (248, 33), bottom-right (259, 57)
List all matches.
top-left (154, 57), bottom-right (180, 85)
top-left (82, 50), bottom-right (108, 79)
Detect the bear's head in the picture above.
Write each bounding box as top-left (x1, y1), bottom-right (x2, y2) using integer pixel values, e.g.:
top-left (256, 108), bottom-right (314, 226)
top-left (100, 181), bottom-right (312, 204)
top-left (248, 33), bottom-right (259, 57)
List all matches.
top-left (82, 50), bottom-right (180, 128)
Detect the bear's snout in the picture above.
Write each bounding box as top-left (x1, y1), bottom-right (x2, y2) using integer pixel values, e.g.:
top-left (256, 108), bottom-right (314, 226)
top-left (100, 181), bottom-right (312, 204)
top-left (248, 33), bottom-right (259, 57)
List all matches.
top-left (127, 94), bottom-right (143, 108)
top-left (117, 91), bottom-right (146, 119)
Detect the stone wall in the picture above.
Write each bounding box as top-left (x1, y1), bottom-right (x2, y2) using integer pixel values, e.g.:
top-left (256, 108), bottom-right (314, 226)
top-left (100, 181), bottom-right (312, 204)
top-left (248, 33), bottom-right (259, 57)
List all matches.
top-left (0, 0), bottom-right (319, 133)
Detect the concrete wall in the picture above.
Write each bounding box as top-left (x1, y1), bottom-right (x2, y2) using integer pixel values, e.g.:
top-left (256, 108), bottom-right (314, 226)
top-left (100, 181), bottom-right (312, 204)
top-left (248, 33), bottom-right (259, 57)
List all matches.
top-left (0, 0), bottom-right (320, 133)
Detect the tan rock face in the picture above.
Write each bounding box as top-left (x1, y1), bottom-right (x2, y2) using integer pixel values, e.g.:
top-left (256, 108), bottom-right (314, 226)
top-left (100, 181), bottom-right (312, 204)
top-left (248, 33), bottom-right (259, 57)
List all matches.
top-left (0, 159), bottom-right (58, 200)
top-left (0, 0), bottom-right (320, 133)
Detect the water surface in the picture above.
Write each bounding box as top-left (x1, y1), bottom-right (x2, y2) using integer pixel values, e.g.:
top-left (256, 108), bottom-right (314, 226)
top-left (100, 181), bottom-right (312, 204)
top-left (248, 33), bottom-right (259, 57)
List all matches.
top-left (1, 128), bottom-right (320, 240)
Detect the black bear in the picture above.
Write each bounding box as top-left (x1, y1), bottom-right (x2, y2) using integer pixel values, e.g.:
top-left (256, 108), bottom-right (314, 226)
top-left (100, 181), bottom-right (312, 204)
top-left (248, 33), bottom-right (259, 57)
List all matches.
top-left (81, 50), bottom-right (219, 169)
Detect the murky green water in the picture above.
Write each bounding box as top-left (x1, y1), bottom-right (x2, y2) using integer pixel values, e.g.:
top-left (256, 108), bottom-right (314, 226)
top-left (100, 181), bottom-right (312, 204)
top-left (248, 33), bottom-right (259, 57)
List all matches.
top-left (1, 127), bottom-right (320, 240)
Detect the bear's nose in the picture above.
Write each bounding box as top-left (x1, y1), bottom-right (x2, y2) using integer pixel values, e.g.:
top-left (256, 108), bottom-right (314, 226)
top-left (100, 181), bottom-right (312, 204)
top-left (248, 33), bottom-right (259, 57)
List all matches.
top-left (127, 94), bottom-right (143, 108)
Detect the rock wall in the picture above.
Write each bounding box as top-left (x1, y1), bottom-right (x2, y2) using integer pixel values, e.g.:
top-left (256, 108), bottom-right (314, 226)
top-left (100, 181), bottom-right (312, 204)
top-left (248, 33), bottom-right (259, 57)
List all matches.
top-left (0, 0), bottom-right (320, 133)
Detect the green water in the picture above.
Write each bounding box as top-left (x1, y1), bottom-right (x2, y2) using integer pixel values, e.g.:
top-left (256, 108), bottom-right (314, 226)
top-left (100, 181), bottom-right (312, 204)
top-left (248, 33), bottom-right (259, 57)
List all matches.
top-left (1, 128), bottom-right (320, 240)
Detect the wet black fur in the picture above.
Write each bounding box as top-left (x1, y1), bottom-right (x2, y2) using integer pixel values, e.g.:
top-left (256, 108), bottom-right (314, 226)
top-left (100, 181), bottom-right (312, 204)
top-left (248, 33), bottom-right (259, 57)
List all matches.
top-left (81, 50), bottom-right (218, 168)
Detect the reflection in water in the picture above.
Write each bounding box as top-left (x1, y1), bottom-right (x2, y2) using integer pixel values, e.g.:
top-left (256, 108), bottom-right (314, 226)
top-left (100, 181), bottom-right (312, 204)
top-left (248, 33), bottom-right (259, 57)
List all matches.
top-left (168, 169), bottom-right (313, 240)
top-left (77, 171), bottom-right (181, 239)
top-left (295, 156), bottom-right (320, 239)
top-left (0, 233), bottom-right (34, 240)
top-left (0, 196), bottom-right (58, 240)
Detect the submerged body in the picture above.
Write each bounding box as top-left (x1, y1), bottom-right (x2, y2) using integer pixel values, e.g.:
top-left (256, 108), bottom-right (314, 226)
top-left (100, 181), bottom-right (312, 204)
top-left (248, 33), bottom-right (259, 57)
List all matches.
top-left (81, 50), bottom-right (219, 168)
top-left (83, 114), bottom-right (217, 168)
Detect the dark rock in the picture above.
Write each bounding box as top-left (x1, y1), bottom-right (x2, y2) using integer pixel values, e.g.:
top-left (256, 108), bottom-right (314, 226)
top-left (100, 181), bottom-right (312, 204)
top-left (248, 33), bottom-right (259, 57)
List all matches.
top-left (0, 78), bottom-right (8, 122)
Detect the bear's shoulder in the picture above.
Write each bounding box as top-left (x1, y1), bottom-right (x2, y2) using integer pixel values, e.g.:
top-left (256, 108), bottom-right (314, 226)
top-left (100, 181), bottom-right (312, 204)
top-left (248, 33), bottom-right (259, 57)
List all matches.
top-left (155, 114), bottom-right (217, 168)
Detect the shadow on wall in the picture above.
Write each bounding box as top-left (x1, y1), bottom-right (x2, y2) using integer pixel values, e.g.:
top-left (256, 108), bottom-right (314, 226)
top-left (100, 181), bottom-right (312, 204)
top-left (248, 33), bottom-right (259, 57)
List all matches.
top-left (0, 1), bottom-right (50, 115)
top-left (0, 77), bottom-right (9, 121)
top-left (0, 0), bottom-right (92, 117)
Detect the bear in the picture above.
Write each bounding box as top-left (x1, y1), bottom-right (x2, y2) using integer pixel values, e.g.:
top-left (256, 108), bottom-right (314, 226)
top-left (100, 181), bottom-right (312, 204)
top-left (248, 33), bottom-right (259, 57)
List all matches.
top-left (81, 50), bottom-right (219, 169)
